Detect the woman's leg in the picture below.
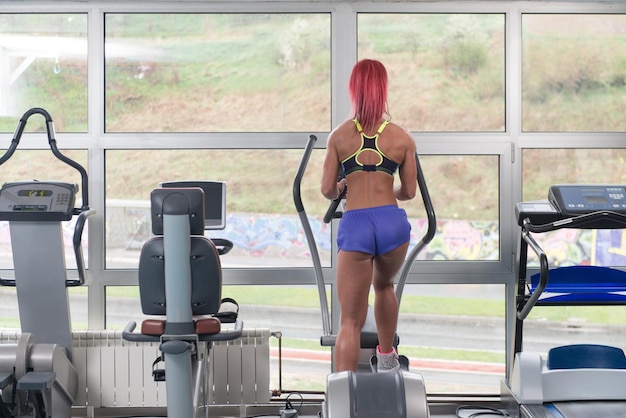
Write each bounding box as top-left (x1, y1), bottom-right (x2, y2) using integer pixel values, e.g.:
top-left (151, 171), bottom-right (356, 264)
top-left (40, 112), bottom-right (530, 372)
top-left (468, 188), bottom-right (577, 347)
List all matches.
top-left (334, 249), bottom-right (373, 372)
top-left (372, 242), bottom-right (409, 353)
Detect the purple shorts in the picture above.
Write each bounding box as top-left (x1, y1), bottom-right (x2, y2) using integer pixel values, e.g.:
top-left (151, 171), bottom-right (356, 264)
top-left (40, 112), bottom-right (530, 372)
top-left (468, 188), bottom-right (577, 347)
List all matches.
top-left (337, 205), bottom-right (411, 256)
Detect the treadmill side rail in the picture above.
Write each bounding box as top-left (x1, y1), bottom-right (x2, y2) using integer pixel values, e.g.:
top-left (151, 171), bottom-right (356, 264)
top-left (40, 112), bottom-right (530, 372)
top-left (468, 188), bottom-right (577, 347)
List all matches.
top-left (507, 351), bottom-right (626, 405)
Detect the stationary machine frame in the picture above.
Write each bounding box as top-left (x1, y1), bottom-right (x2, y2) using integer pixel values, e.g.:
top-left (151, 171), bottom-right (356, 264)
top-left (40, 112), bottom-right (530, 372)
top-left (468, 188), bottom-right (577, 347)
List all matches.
top-left (122, 183), bottom-right (243, 418)
top-left (0, 108), bottom-right (95, 417)
top-left (503, 184), bottom-right (626, 418)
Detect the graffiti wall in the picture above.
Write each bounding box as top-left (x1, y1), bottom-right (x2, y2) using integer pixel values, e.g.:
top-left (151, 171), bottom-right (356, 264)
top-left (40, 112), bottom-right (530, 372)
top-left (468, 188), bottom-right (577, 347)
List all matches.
top-left (104, 203), bottom-right (626, 268)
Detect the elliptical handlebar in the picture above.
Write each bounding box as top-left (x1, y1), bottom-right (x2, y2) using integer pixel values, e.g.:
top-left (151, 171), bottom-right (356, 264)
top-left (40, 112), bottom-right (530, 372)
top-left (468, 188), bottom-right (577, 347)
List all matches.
top-left (293, 134), bottom-right (333, 338)
top-left (322, 190), bottom-right (346, 224)
top-left (0, 108), bottom-right (93, 288)
top-left (0, 107), bottom-right (90, 212)
top-left (323, 171), bottom-right (347, 224)
top-left (292, 135), bottom-right (316, 213)
top-left (70, 208), bottom-right (96, 286)
top-left (395, 153), bottom-right (437, 304)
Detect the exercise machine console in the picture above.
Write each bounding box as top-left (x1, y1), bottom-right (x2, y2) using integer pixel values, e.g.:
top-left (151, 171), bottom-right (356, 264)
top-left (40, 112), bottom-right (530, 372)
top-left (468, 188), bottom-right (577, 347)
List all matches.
top-left (503, 184), bottom-right (626, 418)
top-left (0, 108), bottom-right (95, 417)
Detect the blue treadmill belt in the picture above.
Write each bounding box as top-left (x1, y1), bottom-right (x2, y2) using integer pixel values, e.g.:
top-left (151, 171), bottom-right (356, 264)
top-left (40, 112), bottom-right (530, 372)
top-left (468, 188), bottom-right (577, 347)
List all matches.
top-left (530, 266), bottom-right (626, 303)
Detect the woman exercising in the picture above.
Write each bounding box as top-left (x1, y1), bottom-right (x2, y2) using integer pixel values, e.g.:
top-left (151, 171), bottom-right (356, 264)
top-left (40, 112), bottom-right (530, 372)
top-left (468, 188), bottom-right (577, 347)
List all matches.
top-left (321, 59), bottom-right (417, 372)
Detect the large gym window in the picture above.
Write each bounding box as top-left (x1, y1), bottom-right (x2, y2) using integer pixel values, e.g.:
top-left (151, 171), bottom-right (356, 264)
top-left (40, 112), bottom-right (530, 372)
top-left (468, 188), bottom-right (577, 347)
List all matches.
top-left (104, 13), bottom-right (331, 133)
top-left (105, 152), bottom-right (499, 267)
top-left (398, 284), bottom-right (505, 394)
top-left (522, 14), bottom-right (626, 132)
top-left (0, 14), bottom-right (88, 133)
top-left (105, 149), bottom-right (331, 269)
top-left (522, 148), bottom-right (626, 267)
top-left (357, 13), bottom-right (505, 132)
top-left (403, 155), bottom-right (500, 261)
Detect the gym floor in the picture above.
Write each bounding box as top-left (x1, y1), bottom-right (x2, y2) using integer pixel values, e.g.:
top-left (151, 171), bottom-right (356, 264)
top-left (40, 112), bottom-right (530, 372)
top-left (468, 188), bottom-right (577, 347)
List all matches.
top-left (78, 400), bottom-right (509, 417)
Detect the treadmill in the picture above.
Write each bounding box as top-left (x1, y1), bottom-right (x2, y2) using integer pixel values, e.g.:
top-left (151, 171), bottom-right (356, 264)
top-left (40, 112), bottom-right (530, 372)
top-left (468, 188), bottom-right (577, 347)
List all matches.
top-left (503, 184), bottom-right (626, 418)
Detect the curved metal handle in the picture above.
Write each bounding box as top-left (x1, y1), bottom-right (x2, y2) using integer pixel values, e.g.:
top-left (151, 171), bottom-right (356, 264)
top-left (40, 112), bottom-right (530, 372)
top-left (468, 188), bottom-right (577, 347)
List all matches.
top-left (0, 208), bottom-right (95, 287)
top-left (122, 321), bottom-right (159, 343)
top-left (293, 135), bottom-right (317, 213)
top-left (211, 238), bottom-right (234, 255)
top-left (69, 209), bottom-right (96, 287)
top-left (416, 153), bottom-right (437, 245)
top-left (292, 134), bottom-right (333, 337)
top-left (525, 210), bottom-right (626, 233)
top-left (323, 183), bottom-right (346, 224)
top-left (0, 108), bottom-right (90, 211)
top-left (517, 229), bottom-right (549, 320)
top-left (395, 152), bottom-right (437, 303)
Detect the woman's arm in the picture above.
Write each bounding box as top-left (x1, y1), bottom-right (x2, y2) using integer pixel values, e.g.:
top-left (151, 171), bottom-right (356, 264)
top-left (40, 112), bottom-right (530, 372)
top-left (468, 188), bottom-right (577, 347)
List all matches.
top-left (321, 134), bottom-right (345, 200)
top-left (394, 134), bottom-right (417, 201)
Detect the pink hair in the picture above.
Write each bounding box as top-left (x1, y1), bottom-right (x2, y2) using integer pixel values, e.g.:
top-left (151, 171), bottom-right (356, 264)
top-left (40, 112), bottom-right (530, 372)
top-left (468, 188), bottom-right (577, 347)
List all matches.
top-left (348, 59), bottom-right (389, 134)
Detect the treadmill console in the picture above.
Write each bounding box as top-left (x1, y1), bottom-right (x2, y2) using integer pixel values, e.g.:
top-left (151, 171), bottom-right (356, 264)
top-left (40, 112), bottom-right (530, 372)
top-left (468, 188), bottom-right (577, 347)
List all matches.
top-left (0, 181), bottom-right (78, 221)
top-left (516, 184), bottom-right (626, 226)
top-left (549, 184), bottom-right (626, 216)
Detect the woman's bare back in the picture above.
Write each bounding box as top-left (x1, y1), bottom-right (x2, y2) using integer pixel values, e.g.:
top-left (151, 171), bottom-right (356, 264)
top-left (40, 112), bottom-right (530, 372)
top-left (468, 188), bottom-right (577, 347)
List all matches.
top-left (329, 119), bottom-right (417, 210)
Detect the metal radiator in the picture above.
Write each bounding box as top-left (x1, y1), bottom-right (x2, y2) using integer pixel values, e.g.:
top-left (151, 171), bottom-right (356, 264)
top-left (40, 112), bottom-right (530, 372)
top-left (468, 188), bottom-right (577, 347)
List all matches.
top-left (0, 328), bottom-right (271, 409)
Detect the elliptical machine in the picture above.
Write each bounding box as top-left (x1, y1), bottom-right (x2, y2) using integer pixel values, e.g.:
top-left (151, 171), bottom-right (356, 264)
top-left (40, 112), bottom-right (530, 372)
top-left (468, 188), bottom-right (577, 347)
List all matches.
top-left (0, 108), bottom-right (95, 417)
top-left (293, 134), bottom-right (436, 418)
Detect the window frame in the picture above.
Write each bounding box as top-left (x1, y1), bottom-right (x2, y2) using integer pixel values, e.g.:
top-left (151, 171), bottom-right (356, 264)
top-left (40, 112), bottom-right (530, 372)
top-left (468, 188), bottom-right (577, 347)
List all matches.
top-left (0, 1), bottom-right (624, 384)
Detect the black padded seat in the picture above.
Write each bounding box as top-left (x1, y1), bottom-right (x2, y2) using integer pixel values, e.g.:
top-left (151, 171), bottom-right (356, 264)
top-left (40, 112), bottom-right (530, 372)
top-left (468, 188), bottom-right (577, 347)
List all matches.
top-left (138, 236), bottom-right (223, 317)
top-left (136, 235), bottom-right (223, 337)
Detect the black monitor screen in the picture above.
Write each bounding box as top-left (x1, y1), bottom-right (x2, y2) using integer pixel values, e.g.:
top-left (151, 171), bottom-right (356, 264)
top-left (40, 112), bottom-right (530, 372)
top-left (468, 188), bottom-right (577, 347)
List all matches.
top-left (159, 181), bottom-right (226, 230)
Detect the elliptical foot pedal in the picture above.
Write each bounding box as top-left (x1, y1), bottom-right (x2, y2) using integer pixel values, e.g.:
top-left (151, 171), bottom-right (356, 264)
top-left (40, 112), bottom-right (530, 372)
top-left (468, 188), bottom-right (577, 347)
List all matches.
top-left (0, 372), bottom-right (13, 389)
top-left (325, 370), bottom-right (430, 418)
top-left (369, 354), bottom-right (410, 373)
top-left (399, 355), bottom-right (410, 371)
top-left (16, 372), bottom-right (55, 390)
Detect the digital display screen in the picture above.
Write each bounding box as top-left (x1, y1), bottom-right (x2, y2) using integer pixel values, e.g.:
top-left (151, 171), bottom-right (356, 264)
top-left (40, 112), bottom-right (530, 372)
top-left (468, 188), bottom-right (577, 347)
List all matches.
top-left (17, 189), bottom-right (53, 197)
top-left (529, 202), bottom-right (556, 212)
top-left (13, 205), bottom-right (48, 211)
top-left (584, 195), bottom-right (608, 204)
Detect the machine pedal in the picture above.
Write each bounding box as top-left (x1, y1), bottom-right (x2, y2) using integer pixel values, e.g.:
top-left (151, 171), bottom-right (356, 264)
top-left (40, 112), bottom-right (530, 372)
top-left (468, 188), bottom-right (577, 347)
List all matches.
top-left (16, 372), bottom-right (55, 391)
top-left (369, 354), bottom-right (410, 372)
top-left (399, 355), bottom-right (410, 370)
top-left (152, 369), bottom-right (166, 382)
top-left (0, 372), bottom-right (14, 389)
top-left (151, 356), bottom-right (166, 381)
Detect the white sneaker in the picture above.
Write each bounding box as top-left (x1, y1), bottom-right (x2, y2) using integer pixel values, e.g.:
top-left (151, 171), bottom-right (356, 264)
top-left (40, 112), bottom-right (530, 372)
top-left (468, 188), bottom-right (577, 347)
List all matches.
top-left (376, 345), bottom-right (400, 373)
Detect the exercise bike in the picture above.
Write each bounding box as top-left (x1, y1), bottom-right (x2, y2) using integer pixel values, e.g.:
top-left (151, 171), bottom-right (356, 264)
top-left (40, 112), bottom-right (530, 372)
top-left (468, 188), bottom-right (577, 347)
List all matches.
top-left (293, 134), bottom-right (436, 418)
top-left (122, 182), bottom-right (243, 418)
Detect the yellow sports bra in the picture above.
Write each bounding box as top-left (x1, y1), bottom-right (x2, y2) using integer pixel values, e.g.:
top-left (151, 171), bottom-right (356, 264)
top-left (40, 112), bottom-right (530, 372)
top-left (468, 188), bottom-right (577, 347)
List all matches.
top-left (341, 119), bottom-right (399, 176)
